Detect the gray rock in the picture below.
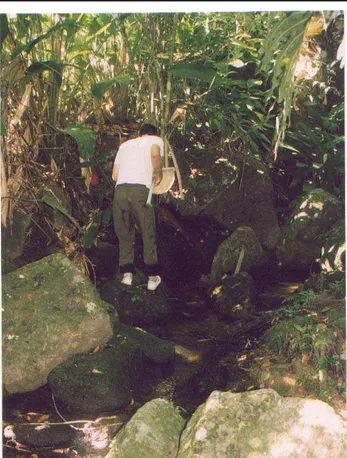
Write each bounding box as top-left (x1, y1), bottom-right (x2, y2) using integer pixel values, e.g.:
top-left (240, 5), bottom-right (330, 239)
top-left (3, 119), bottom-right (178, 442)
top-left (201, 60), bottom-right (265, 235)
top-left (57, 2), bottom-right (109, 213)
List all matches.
top-left (2, 253), bottom-right (113, 394)
top-left (277, 189), bottom-right (344, 270)
top-left (48, 341), bottom-right (143, 414)
top-left (210, 226), bottom-right (265, 285)
top-left (171, 151), bottom-right (279, 250)
top-left (177, 389), bottom-right (346, 458)
top-left (105, 398), bottom-right (185, 458)
top-left (212, 272), bottom-right (258, 319)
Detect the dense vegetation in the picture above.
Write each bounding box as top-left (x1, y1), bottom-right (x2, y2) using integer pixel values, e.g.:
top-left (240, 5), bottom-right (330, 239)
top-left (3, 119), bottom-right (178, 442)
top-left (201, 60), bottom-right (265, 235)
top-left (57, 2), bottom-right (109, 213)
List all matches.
top-left (1, 11), bottom-right (344, 266)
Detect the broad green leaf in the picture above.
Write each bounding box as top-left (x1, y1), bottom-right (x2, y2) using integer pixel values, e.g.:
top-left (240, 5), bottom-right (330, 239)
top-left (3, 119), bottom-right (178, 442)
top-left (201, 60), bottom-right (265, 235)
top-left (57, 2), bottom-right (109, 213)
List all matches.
top-left (169, 62), bottom-right (246, 88)
top-left (91, 75), bottom-right (132, 98)
top-left (41, 194), bottom-right (81, 230)
top-left (61, 123), bottom-right (96, 159)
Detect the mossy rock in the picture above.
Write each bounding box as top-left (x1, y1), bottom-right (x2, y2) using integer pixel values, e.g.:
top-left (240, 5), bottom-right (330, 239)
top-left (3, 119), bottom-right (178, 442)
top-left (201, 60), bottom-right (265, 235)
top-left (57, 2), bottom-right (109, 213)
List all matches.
top-left (2, 253), bottom-right (114, 394)
top-left (210, 226), bottom-right (265, 285)
top-left (277, 189), bottom-right (343, 270)
top-left (48, 339), bottom-right (143, 414)
top-left (100, 278), bottom-right (173, 326)
top-left (105, 398), bottom-right (185, 458)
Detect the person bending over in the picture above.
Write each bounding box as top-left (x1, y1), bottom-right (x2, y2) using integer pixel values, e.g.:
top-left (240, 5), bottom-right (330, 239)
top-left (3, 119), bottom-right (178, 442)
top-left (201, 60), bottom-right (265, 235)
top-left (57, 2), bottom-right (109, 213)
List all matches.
top-left (112, 123), bottom-right (163, 291)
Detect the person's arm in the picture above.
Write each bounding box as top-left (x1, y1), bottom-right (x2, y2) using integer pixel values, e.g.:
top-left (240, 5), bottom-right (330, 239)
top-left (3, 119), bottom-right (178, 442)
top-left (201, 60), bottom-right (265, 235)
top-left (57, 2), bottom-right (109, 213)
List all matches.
top-left (112, 163), bottom-right (119, 182)
top-left (151, 144), bottom-right (163, 185)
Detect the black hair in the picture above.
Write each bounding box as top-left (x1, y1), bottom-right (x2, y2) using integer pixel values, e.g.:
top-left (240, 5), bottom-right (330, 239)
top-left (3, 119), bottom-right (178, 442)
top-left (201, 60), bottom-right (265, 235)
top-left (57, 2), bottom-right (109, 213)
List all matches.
top-left (139, 123), bottom-right (158, 136)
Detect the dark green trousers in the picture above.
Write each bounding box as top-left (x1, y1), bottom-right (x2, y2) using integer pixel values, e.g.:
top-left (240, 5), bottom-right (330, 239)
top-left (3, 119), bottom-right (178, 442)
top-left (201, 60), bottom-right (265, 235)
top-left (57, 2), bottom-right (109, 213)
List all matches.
top-left (113, 184), bottom-right (159, 275)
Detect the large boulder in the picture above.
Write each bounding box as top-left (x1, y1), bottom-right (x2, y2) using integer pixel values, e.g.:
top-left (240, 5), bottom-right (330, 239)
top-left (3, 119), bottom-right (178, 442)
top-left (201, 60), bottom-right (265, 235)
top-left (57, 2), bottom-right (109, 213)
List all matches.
top-left (2, 253), bottom-right (113, 394)
top-left (170, 151), bottom-right (279, 250)
top-left (105, 398), bottom-right (185, 458)
top-left (210, 226), bottom-right (265, 285)
top-left (277, 189), bottom-right (344, 270)
top-left (177, 389), bottom-right (346, 458)
top-left (48, 340), bottom-right (143, 414)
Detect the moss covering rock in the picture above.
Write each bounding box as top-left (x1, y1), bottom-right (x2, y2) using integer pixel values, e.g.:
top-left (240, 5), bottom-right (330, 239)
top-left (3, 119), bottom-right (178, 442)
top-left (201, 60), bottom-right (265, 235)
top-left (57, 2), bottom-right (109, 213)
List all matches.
top-left (210, 226), bottom-right (265, 285)
top-left (277, 189), bottom-right (343, 270)
top-left (177, 389), bottom-right (346, 458)
top-left (105, 398), bottom-right (185, 458)
top-left (2, 253), bottom-right (114, 394)
top-left (48, 339), bottom-right (143, 414)
top-left (100, 278), bottom-right (173, 326)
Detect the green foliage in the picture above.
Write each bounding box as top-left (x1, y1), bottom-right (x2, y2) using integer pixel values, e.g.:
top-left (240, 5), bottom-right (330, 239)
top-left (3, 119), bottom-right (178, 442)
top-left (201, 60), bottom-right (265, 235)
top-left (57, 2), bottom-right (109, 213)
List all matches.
top-left (60, 123), bottom-right (96, 159)
top-left (260, 12), bottom-right (312, 154)
top-left (281, 289), bottom-right (316, 309)
top-left (326, 279), bottom-right (346, 299)
top-left (280, 97), bottom-right (344, 196)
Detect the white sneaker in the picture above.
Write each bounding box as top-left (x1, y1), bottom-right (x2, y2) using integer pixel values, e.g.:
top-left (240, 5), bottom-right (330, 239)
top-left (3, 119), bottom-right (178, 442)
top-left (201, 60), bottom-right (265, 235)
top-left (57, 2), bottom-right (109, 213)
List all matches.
top-left (121, 272), bottom-right (133, 286)
top-left (147, 275), bottom-right (161, 291)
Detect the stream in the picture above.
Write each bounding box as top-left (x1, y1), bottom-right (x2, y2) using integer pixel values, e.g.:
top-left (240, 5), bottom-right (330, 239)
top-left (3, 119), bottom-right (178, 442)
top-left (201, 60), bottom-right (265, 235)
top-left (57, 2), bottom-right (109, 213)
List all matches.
top-left (3, 274), bottom-right (302, 458)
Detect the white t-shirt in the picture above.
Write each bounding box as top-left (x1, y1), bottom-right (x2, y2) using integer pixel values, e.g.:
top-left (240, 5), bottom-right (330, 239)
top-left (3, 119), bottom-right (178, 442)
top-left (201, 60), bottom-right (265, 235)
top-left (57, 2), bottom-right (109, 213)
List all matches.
top-left (114, 135), bottom-right (164, 189)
